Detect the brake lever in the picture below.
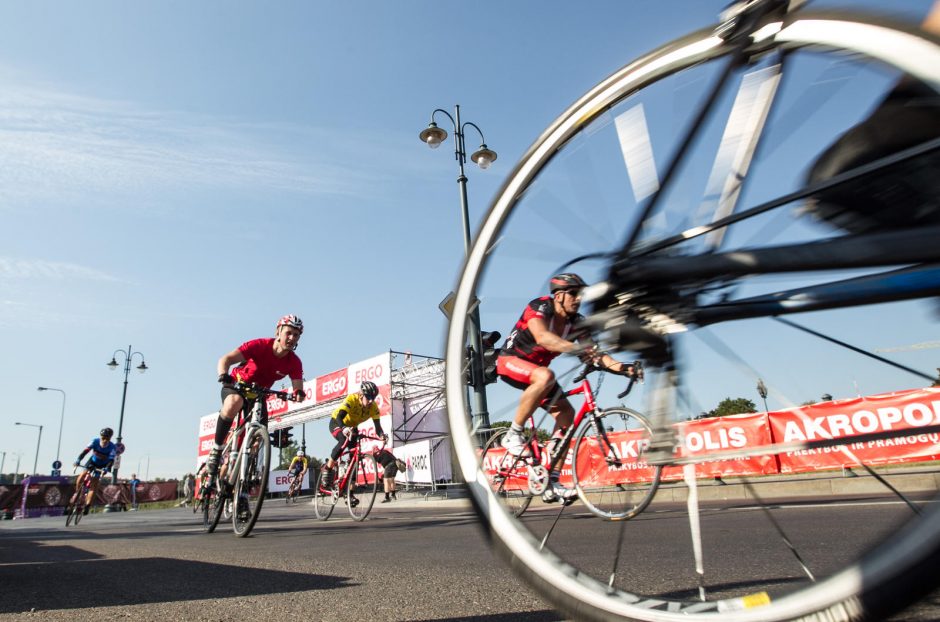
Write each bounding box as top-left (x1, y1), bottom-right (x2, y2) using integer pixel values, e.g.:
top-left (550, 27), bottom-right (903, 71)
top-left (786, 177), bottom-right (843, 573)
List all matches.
top-left (572, 362), bottom-right (593, 384)
top-left (617, 360), bottom-right (644, 398)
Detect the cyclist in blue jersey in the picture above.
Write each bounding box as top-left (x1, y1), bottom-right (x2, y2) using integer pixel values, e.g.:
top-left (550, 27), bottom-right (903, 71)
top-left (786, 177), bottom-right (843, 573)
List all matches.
top-left (67, 427), bottom-right (118, 515)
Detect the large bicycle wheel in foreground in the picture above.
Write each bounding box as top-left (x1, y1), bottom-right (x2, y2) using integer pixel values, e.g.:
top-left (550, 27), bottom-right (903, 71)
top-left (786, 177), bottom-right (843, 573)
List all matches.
top-left (446, 4), bottom-right (940, 621)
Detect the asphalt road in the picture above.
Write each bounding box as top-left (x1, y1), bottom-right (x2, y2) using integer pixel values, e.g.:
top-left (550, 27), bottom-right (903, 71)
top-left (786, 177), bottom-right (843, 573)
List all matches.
top-left (1, 494), bottom-right (939, 621)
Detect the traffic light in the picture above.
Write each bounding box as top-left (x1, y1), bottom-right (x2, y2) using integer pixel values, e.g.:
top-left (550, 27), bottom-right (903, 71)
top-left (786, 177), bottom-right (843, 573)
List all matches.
top-left (480, 331), bottom-right (501, 385)
top-left (270, 427), bottom-right (294, 449)
top-left (466, 331), bottom-right (502, 387)
top-left (282, 427), bottom-right (294, 447)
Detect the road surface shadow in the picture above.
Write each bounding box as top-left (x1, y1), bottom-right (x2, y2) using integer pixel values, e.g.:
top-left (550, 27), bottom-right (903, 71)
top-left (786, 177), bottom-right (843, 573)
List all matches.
top-left (0, 536), bottom-right (104, 565)
top-left (0, 556), bottom-right (351, 613)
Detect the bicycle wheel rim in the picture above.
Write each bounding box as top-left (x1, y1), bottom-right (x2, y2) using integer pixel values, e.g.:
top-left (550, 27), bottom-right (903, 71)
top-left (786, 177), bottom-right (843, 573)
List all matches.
top-left (572, 408), bottom-right (662, 521)
top-left (348, 454), bottom-right (378, 521)
top-left (208, 485), bottom-right (227, 533)
top-left (313, 470), bottom-right (335, 521)
top-left (232, 427), bottom-right (269, 537)
top-left (446, 11), bottom-right (940, 622)
top-left (481, 427), bottom-right (534, 518)
top-left (201, 493), bottom-right (211, 528)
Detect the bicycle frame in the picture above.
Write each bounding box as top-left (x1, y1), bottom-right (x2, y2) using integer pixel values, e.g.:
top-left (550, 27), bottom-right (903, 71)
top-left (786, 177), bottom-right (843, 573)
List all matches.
top-left (496, 366), bottom-right (638, 487)
top-left (334, 433), bottom-right (386, 493)
top-left (74, 466), bottom-right (106, 501)
top-left (219, 399), bottom-right (267, 493)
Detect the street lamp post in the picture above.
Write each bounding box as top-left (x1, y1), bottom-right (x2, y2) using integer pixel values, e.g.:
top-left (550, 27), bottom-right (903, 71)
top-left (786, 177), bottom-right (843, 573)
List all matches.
top-left (14, 422), bottom-right (43, 477)
top-left (419, 104), bottom-right (498, 433)
top-left (107, 345), bottom-right (148, 485)
top-left (37, 387), bottom-right (66, 467)
top-left (756, 379), bottom-right (769, 413)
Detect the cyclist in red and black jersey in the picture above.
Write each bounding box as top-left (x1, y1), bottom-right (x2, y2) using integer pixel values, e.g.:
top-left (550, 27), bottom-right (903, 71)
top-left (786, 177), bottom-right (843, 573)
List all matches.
top-left (496, 273), bottom-right (637, 502)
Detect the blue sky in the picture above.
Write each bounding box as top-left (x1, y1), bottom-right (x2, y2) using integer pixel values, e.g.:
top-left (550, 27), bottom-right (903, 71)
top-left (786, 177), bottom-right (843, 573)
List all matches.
top-left (2, 0), bottom-right (935, 480)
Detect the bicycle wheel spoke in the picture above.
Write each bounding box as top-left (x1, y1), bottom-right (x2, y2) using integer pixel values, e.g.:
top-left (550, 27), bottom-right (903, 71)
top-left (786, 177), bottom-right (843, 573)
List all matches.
top-left (347, 454), bottom-right (378, 521)
top-left (480, 428), bottom-right (533, 517)
top-left (573, 408), bottom-right (661, 521)
top-left (312, 468), bottom-right (335, 521)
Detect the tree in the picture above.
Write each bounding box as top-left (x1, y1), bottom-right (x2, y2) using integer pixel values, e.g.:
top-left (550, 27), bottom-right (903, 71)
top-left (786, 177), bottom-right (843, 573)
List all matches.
top-left (705, 397), bottom-right (757, 418)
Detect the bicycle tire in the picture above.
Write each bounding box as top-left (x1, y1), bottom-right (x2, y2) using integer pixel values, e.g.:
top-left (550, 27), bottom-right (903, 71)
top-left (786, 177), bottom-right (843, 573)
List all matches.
top-left (65, 503), bottom-right (78, 527)
top-left (232, 426), bottom-right (270, 537)
top-left (446, 10), bottom-right (940, 622)
top-left (287, 476), bottom-right (301, 503)
top-left (480, 428), bottom-right (534, 518)
top-left (312, 468), bottom-right (336, 521)
top-left (348, 454), bottom-right (379, 521)
top-left (204, 484), bottom-right (224, 533)
top-left (73, 504), bottom-right (83, 525)
top-left (572, 408), bottom-right (661, 521)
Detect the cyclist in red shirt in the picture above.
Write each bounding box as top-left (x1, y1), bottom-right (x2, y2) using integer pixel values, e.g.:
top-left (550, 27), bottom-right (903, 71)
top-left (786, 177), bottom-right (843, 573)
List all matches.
top-left (206, 314), bottom-right (306, 476)
top-left (496, 273), bottom-right (637, 502)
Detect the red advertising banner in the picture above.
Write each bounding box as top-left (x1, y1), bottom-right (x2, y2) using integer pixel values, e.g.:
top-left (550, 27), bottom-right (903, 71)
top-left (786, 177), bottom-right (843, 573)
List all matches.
top-left (769, 388), bottom-right (940, 473)
top-left (317, 368), bottom-right (348, 402)
top-left (664, 413), bottom-right (777, 480)
top-left (266, 392), bottom-right (291, 417)
top-left (480, 390), bottom-right (940, 488)
top-left (562, 412), bottom-right (776, 487)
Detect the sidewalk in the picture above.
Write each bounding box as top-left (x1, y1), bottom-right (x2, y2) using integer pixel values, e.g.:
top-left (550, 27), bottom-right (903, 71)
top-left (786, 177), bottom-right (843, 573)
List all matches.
top-left (352, 465), bottom-right (940, 509)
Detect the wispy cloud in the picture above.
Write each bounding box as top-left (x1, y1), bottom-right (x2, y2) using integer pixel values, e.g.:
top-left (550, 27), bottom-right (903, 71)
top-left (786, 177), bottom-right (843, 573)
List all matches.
top-left (0, 257), bottom-right (120, 281)
top-left (0, 72), bottom-right (395, 206)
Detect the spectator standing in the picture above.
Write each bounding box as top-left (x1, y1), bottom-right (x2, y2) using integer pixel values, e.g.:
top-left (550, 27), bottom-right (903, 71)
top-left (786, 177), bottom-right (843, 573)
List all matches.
top-left (129, 473), bottom-right (141, 511)
top-left (180, 473), bottom-right (194, 507)
top-left (375, 449), bottom-right (405, 503)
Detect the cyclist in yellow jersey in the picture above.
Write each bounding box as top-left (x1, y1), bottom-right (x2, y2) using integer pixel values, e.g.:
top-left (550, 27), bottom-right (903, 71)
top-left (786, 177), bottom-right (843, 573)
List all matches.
top-left (320, 381), bottom-right (386, 488)
top-left (288, 451), bottom-right (308, 480)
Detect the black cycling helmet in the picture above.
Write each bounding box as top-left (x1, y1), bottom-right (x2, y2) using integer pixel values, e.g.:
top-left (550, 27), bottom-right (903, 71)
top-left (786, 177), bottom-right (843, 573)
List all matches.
top-left (100, 427), bottom-right (114, 438)
top-left (549, 272), bottom-right (587, 294)
top-left (361, 381), bottom-right (379, 401)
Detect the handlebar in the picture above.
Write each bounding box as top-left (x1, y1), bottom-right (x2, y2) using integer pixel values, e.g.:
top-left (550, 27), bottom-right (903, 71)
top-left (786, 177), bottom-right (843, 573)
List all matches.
top-left (571, 360), bottom-right (644, 398)
top-left (233, 381), bottom-right (303, 402)
top-left (349, 431), bottom-right (388, 454)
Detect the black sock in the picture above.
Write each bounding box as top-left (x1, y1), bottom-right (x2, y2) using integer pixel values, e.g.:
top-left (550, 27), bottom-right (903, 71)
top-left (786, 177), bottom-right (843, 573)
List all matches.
top-left (214, 417), bottom-right (234, 446)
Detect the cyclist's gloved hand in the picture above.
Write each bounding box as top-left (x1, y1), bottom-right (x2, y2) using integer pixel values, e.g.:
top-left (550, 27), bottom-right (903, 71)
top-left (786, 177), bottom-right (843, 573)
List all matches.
top-left (342, 426), bottom-right (354, 440)
top-left (626, 363), bottom-right (645, 382)
top-left (291, 389), bottom-right (306, 403)
top-left (381, 433), bottom-right (388, 442)
top-left (619, 363), bottom-right (637, 377)
top-left (73, 461), bottom-right (80, 467)
top-left (218, 373), bottom-right (234, 385)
